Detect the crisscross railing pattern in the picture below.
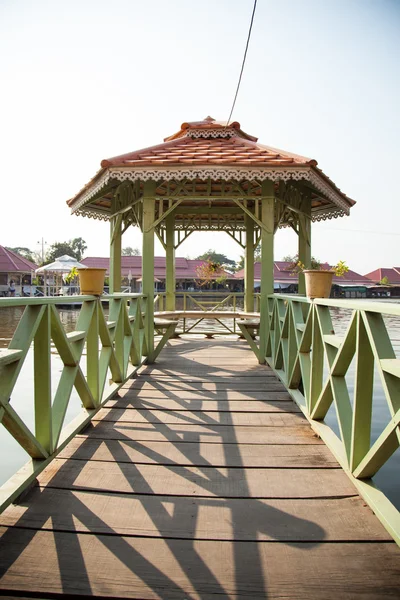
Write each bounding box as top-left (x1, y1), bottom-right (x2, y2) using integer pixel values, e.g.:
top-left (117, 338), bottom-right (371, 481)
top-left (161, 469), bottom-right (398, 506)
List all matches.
top-left (264, 294), bottom-right (400, 542)
top-left (0, 294), bottom-right (148, 509)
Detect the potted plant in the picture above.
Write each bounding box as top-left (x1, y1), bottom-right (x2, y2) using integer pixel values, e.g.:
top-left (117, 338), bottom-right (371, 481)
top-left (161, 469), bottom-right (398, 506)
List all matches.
top-left (286, 255), bottom-right (349, 299)
top-left (77, 267), bottom-right (106, 295)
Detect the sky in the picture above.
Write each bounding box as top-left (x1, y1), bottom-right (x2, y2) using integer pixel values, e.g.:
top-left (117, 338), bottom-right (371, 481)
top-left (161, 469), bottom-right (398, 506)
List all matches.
top-left (1, 0), bottom-right (399, 274)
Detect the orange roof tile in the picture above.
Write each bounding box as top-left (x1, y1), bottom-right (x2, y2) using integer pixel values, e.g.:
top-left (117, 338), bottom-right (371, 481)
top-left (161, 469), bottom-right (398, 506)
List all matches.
top-left (101, 118), bottom-right (316, 169)
top-left (67, 116), bottom-right (355, 214)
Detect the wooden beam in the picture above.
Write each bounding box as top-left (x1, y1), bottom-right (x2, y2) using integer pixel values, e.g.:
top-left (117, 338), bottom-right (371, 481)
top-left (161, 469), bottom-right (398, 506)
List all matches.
top-left (245, 215), bottom-right (254, 312)
top-left (259, 181), bottom-right (275, 364)
top-left (165, 214), bottom-right (175, 311)
top-left (142, 181), bottom-right (156, 362)
top-left (109, 215), bottom-right (122, 294)
top-left (298, 198), bottom-right (311, 295)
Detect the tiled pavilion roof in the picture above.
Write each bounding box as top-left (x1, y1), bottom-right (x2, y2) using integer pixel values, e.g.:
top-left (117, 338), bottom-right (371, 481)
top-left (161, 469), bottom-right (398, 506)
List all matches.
top-left (0, 245), bottom-right (37, 273)
top-left (100, 116), bottom-right (318, 169)
top-left (67, 116), bottom-right (355, 224)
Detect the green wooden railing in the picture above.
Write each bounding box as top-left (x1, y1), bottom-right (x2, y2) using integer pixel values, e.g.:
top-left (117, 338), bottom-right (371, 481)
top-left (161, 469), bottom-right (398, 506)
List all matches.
top-left (264, 294), bottom-right (400, 544)
top-left (0, 293), bottom-right (148, 510)
top-left (154, 292), bottom-right (261, 335)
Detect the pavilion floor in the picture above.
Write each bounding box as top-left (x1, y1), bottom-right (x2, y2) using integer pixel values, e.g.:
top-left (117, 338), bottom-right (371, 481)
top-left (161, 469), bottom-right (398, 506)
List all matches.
top-left (0, 337), bottom-right (399, 599)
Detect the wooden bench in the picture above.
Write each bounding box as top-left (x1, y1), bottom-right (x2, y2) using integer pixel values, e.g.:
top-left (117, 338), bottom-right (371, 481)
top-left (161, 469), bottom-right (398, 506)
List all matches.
top-left (153, 317), bottom-right (179, 361)
top-left (154, 310), bottom-right (260, 345)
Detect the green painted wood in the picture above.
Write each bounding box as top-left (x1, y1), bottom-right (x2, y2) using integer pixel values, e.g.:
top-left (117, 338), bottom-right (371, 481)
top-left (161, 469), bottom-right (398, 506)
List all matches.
top-left (2, 402), bottom-right (48, 459)
top-left (52, 366), bottom-right (79, 449)
top-left (86, 301), bottom-right (100, 404)
top-left (310, 306), bottom-right (323, 413)
top-left (237, 322), bottom-right (259, 360)
top-left (0, 305), bottom-right (45, 405)
top-left (258, 183), bottom-right (275, 364)
top-left (50, 306), bottom-right (78, 366)
top-left (362, 311), bottom-right (400, 416)
top-left (350, 312), bottom-right (374, 472)
top-left (165, 213), bottom-right (176, 311)
top-left (353, 408), bottom-right (400, 478)
top-left (0, 349), bottom-right (23, 366)
top-left (34, 306), bottom-right (52, 454)
top-left (298, 204), bottom-right (311, 295)
top-left (109, 214), bottom-right (122, 293)
top-left (142, 181), bottom-right (156, 363)
top-left (244, 214), bottom-right (254, 312)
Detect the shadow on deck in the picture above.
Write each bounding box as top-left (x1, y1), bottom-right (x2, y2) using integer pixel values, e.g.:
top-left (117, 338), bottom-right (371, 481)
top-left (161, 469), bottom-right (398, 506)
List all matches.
top-left (0, 338), bottom-right (399, 598)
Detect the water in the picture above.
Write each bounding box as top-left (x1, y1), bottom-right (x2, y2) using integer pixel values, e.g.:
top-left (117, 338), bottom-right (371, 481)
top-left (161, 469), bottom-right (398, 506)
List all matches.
top-left (0, 301), bottom-right (399, 510)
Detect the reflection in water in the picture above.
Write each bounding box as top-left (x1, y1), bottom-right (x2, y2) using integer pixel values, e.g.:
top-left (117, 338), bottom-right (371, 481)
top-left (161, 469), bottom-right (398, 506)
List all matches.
top-left (0, 302), bottom-right (399, 510)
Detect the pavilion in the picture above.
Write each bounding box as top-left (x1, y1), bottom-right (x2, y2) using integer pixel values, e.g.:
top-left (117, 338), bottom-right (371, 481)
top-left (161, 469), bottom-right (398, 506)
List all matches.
top-left (67, 116), bottom-right (355, 361)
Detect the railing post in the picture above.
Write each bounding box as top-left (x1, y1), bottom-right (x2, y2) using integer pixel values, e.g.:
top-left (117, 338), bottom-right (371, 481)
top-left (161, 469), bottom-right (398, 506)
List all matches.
top-left (142, 181), bottom-right (156, 362)
top-left (34, 305), bottom-right (52, 453)
top-left (298, 201), bottom-right (311, 296)
top-left (165, 214), bottom-right (176, 311)
top-left (259, 182), bottom-right (275, 363)
top-left (244, 214), bottom-right (254, 312)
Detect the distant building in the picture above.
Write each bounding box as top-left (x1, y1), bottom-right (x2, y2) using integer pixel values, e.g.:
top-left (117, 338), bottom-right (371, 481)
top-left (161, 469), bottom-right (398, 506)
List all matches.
top-left (235, 261), bottom-right (373, 298)
top-left (81, 256), bottom-right (237, 291)
top-left (364, 267), bottom-right (400, 297)
top-left (0, 245), bottom-right (37, 296)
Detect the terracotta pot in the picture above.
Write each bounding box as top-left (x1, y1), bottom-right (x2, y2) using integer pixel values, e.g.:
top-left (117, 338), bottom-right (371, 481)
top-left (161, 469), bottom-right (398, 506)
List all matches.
top-left (303, 270), bottom-right (333, 299)
top-left (77, 268), bottom-right (106, 295)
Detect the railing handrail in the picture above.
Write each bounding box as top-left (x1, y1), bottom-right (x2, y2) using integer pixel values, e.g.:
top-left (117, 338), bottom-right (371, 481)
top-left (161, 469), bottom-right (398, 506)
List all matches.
top-left (263, 293), bottom-right (400, 545)
top-left (0, 293), bottom-right (146, 307)
top-left (0, 293), bottom-right (150, 512)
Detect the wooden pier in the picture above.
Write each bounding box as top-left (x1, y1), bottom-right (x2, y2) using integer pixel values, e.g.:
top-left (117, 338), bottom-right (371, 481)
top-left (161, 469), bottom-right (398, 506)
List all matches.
top-left (0, 338), bottom-right (399, 598)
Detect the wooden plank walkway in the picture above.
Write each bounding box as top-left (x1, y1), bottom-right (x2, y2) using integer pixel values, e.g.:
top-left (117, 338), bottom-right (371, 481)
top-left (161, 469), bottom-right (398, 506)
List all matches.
top-left (0, 338), bottom-right (399, 599)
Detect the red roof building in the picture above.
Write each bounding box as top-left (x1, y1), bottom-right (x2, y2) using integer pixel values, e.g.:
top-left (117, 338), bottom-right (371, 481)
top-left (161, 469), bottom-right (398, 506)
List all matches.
top-left (364, 268), bottom-right (400, 285)
top-left (81, 256), bottom-right (235, 290)
top-left (0, 245), bottom-right (37, 295)
top-left (236, 261), bottom-right (373, 292)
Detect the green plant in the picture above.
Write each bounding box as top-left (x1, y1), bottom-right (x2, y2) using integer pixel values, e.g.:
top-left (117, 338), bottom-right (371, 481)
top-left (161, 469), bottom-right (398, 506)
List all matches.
top-left (65, 266), bottom-right (79, 284)
top-left (285, 255), bottom-right (349, 277)
top-left (196, 259), bottom-right (227, 287)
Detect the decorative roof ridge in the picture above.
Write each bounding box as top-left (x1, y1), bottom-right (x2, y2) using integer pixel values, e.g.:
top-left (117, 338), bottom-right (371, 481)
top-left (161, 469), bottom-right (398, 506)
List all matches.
top-left (311, 165), bottom-right (356, 206)
top-left (164, 116), bottom-right (258, 142)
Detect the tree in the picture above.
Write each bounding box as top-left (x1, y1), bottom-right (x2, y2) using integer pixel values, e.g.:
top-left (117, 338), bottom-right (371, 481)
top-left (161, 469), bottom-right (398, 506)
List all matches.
top-left (235, 245), bottom-right (261, 272)
top-left (6, 247), bottom-right (36, 263)
top-left (196, 250), bottom-right (236, 270)
top-left (70, 237), bottom-right (87, 261)
top-left (380, 276), bottom-right (390, 285)
top-left (195, 259), bottom-right (227, 287)
top-left (122, 246), bottom-right (141, 256)
top-left (45, 237), bottom-right (87, 264)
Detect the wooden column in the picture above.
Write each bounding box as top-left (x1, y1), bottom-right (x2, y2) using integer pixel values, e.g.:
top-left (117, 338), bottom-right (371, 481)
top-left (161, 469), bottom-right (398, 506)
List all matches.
top-left (165, 214), bottom-right (176, 311)
top-left (142, 181), bottom-right (156, 362)
top-left (259, 181), bottom-right (275, 364)
top-left (298, 201), bottom-right (312, 296)
top-left (109, 216), bottom-right (122, 294)
top-left (244, 214), bottom-right (254, 312)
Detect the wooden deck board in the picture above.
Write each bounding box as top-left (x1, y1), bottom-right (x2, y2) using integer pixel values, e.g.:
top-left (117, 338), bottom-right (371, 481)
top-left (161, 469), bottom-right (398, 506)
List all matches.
top-left (0, 528), bottom-right (399, 599)
top-left (35, 458), bottom-right (359, 497)
top-left (0, 491), bottom-right (391, 541)
top-left (107, 396), bottom-right (296, 409)
top-left (93, 408), bottom-right (306, 426)
top-left (57, 438), bottom-right (338, 467)
top-left (0, 337), bottom-right (399, 598)
top-left (83, 421), bottom-right (323, 444)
